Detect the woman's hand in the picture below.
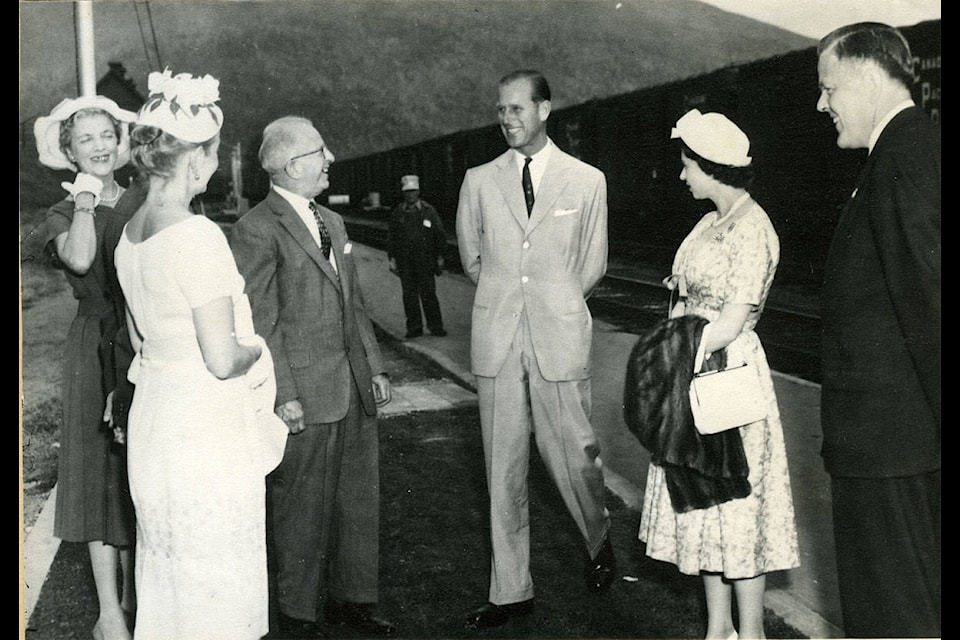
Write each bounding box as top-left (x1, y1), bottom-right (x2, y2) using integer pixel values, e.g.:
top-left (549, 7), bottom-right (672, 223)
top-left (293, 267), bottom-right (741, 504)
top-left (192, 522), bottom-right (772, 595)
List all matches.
top-left (54, 174), bottom-right (102, 274)
top-left (702, 303), bottom-right (754, 353)
top-left (103, 390), bottom-right (127, 444)
top-left (61, 172), bottom-right (103, 208)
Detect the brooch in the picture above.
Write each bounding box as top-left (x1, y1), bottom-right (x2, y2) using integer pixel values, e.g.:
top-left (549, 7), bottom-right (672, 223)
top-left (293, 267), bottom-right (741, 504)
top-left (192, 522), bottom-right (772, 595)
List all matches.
top-left (713, 221), bottom-right (736, 242)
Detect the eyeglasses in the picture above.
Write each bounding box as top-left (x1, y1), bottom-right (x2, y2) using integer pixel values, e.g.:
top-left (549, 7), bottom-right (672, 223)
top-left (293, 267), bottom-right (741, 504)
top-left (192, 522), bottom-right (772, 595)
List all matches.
top-left (284, 146), bottom-right (328, 178)
top-left (287, 146), bottom-right (326, 165)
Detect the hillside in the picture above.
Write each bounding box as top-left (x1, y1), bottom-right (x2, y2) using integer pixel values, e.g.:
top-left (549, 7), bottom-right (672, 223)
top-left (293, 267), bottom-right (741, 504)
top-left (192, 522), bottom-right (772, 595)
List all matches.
top-left (19, 0), bottom-right (814, 209)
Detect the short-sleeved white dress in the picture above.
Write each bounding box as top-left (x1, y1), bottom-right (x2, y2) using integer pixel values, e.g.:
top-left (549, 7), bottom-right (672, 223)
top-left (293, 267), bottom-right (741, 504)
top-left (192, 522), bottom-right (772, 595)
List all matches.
top-left (638, 198), bottom-right (800, 579)
top-left (116, 214), bottom-right (286, 639)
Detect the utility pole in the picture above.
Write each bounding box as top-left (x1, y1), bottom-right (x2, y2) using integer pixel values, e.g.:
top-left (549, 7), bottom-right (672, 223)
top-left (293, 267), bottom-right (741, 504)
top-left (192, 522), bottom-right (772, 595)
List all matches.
top-left (230, 142), bottom-right (249, 216)
top-left (75, 1), bottom-right (96, 97)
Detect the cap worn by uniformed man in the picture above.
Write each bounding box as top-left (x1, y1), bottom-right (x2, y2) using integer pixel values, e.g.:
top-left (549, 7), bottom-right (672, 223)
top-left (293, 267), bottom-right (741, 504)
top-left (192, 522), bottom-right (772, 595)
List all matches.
top-left (670, 108), bottom-right (752, 167)
top-left (401, 175), bottom-right (420, 191)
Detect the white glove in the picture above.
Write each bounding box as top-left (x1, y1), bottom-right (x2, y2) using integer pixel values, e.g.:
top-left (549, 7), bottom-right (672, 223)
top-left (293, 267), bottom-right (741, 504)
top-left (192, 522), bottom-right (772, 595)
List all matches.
top-left (60, 173), bottom-right (103, 208)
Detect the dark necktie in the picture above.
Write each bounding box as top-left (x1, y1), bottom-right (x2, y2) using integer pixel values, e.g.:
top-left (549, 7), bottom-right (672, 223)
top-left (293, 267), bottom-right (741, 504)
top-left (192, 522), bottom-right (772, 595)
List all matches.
top-left (308, 200), bottom-right (332, 260)
top-left (522, 156), bottom-right (534, 216)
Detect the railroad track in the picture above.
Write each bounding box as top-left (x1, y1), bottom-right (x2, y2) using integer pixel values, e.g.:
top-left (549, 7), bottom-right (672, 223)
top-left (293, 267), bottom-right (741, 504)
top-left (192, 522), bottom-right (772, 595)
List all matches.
top-left (342, 215), bottom-right (823, 384)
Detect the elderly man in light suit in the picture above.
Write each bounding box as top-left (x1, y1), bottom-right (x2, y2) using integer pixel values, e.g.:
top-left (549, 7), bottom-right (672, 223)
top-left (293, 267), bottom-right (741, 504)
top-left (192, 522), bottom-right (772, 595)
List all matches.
top-left (456, 70), bottom-right (615, 631)
top-left (229, 116), bottom-right (396, 639)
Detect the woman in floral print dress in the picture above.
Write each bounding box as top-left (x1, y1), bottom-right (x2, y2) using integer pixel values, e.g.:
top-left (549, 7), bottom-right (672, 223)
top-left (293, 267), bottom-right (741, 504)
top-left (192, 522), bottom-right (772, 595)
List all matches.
top-left (638, 110), bottom-right (800, 640)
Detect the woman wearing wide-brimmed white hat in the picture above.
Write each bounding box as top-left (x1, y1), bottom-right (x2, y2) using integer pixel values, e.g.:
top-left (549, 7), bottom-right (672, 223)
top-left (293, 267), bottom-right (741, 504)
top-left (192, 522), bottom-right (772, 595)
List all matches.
top-left (26, 94), bottom-right (139, 640)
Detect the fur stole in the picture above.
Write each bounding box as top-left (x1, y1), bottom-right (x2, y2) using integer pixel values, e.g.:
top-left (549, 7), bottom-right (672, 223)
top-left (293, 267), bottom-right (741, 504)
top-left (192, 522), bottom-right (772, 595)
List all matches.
top-left (623, 315), bottom-right (751, 512)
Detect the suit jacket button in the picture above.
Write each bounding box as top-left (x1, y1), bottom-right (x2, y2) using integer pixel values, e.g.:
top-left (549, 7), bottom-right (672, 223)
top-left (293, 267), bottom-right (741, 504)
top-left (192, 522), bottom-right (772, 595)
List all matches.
top-left (521, 276), bottom-right (529, 284)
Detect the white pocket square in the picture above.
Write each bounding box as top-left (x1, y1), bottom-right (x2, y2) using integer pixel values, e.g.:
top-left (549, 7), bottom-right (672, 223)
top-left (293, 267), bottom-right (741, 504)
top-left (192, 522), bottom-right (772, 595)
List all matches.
top-left (553, 208), bottom-right (579, 217)
top-left (344, 242), bottom-right (353, 254)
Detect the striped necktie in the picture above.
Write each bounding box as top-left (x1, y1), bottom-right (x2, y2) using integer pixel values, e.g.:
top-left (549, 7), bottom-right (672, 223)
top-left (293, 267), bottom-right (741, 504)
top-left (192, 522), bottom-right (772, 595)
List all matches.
top-left (308, 200), bottom-right (332, 260)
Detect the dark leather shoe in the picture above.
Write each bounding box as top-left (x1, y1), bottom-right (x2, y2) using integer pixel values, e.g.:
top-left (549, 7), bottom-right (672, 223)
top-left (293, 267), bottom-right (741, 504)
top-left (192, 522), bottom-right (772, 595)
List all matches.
top-left (324, 599), bottom-right (397, 637)
top-left (275, 611), bottom-right (327, 638)
top-left (585, 536), bottom-right (617, 593)
top-left (464, 599), bottom-right (534, 630)
top-left (405, 329), bottom-right (423, 339)
top-left (430, 328), bottom-right (447, 337)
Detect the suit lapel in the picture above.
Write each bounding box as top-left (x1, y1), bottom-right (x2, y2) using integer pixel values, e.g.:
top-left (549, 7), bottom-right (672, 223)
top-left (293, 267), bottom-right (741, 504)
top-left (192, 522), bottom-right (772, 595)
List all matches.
top-left (527, 150), bottom-right (568, 233)
top-left (494, 152), bottom-right (530, 229)
top-left (529, 147), bottom-right (567, 230)
top-left (269, 190), bottom-right (342, 292)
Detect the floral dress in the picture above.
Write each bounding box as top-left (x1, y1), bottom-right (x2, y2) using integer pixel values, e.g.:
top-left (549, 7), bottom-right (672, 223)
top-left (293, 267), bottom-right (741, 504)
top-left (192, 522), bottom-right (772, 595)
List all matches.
top-left (638, 197), bottom-right (800, 578)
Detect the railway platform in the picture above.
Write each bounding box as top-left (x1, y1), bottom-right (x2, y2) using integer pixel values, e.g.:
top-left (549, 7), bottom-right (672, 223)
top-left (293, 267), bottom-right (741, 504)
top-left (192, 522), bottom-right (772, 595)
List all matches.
top-left (351, 241), bottom-right (844, 638)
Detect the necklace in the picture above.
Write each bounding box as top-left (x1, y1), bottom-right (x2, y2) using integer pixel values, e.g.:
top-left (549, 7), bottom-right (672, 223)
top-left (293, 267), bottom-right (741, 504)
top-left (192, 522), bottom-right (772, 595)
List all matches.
top-left (100, 180), bottom-right (121, 203)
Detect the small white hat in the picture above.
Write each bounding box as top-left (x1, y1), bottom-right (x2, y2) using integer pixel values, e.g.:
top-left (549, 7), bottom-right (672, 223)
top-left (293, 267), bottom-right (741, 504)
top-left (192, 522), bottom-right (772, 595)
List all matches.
top-left (400, 175), bottom-right (420, 191)
top-left (34, 95), bottom-right (138, 171)
top-left (136, 68), bottom-right (223, 143)
top-left (670, 109), bottom-right (752, 167)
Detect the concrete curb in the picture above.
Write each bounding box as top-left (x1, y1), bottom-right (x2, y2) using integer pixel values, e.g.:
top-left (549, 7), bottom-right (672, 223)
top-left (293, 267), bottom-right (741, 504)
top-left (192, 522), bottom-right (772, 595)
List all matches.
top-left (23, 484), bottom-right (60, 624)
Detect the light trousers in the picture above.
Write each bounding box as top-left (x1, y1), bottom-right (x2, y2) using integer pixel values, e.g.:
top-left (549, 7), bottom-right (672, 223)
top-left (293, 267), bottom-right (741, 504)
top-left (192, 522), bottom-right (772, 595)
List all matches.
top-left (476, 314), bottom-right (610, 605)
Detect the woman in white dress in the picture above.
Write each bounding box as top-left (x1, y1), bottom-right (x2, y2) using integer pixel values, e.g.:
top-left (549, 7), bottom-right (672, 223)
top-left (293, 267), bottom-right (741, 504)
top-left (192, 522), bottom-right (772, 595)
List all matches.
top-left (637, 110), bottom-right (800, 639)
top-left (115, 69), bottom-right (286, 639)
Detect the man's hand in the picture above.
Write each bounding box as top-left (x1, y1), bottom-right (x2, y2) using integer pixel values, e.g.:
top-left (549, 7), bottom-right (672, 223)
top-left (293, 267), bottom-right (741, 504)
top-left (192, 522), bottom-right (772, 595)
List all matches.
top-left (388, 257), bottom-right (399, 275)
top-left (372, 374), bottom-right (392, 406)
top-left (276, 399), bottom-right (306, 434)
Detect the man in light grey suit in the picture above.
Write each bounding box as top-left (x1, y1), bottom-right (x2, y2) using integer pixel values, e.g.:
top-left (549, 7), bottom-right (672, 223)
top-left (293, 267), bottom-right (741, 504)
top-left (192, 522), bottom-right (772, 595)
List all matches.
top-left (456, 70), bottom-right (615, 631)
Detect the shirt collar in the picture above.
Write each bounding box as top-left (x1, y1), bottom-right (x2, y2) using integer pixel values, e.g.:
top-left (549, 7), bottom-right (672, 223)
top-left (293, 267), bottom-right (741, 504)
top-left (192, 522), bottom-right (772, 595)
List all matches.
top-left (272, 183), bottom-right (314, 214)
top-left (271, 184), bottom-right (338, 270)
top-left (868, 100), bottom-right (914, 154)
top-left (512, 138), bottom-right (553, 168)
top-left (512, 138), bottom-right (554, 192)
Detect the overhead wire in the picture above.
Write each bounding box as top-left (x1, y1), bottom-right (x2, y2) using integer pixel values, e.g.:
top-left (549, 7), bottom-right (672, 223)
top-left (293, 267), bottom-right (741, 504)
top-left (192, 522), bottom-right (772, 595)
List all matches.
top-left (132, 0), bottom-right (156, 70)
top-left (144, 0), bottom-right (163, 70)
top-left (132, 0), bottom-right (163, 72)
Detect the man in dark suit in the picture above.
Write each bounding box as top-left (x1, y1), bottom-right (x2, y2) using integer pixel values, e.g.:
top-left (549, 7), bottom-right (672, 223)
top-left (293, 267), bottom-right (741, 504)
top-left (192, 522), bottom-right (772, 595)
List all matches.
top-left (816, 22), bottom-right (940, 638)
top-left (455, 70), bottom-right (615, 631)
top-left (387, 174), bottom-right (447, 339)
top-left (229, 115), bottom-right (396, 638)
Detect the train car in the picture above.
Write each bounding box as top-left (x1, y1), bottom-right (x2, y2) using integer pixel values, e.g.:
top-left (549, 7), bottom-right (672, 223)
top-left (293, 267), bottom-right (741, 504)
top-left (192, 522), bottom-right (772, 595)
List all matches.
top-left (327, 20), bottom-right (940, 284)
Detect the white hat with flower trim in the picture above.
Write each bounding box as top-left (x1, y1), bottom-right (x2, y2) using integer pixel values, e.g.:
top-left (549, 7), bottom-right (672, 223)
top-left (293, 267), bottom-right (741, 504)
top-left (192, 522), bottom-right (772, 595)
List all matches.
top-left (136, 68), bottom-right (223, 143)
top-left (34, 95), bottom-right (138, 171)
top-left (670, 109), bottom-right (753, 167)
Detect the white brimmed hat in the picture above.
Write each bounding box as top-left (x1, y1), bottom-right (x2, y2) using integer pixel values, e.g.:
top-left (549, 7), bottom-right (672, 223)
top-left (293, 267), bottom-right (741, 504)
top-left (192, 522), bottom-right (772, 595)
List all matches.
top-left (34, 95), bottom-right (137, 171)
top-left (136, 68), bottom-right (223, 143)
top-left (670, 109), bottom-right (752, 167)
top-left (401, 175), bottom-right (420, 191)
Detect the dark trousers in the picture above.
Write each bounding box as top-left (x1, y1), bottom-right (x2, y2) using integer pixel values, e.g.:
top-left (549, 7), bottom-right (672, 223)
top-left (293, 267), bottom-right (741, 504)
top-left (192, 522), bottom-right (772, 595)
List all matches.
top-left (831, 470), bottom-right (940, 638)
top-left (399, 265), bottom-right (443, 333)
top-left (268, 384), bottom-right (381, 622)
